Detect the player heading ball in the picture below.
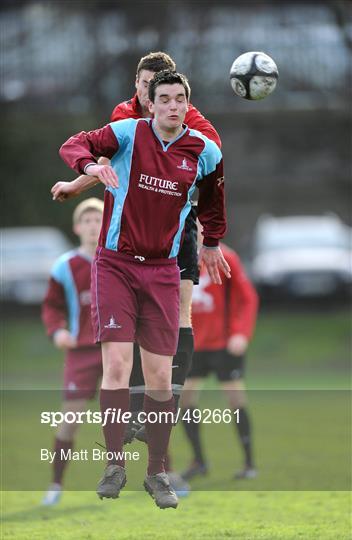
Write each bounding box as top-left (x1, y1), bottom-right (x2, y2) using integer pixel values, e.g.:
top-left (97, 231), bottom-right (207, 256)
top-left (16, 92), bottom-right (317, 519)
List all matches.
top-left (59, 69), bottom-right (230, 509)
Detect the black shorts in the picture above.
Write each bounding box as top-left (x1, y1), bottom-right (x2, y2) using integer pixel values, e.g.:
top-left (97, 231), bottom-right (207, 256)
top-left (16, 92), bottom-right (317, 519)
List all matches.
top-left (177, 205), bottom-right (199, 285)
top-left (187, 350), bottom-right (245, 382)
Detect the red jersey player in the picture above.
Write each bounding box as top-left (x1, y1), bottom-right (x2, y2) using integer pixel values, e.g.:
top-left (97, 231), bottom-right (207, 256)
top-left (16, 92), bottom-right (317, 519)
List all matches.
top-left (41, 198), bottom-right (104, 505)
top-left (181, 220), bottom-right (259, 481)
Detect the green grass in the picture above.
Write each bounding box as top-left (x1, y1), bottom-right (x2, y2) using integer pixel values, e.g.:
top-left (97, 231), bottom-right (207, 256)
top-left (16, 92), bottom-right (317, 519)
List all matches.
top-left (2, 491), bottom-right (351, 540)
top-left (2, 308), bottom-right (350, 390)
top-left (2, 389), bottom-right (350, 492)
top-left (1, 309), bottom-right (351, 539)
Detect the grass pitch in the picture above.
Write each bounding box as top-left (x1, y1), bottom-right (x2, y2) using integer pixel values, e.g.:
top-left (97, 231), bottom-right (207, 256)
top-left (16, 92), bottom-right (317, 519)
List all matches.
top-left (1, 308), bottom-right (351, 539)
top-left (2, 490), bottom-right (351, 540)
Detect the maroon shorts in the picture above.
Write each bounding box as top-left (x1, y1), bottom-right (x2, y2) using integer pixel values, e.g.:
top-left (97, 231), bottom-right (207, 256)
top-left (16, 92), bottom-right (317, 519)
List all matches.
top-left (91, 247), bottom-right (180, 356)
top-left (63, 347), bottom-right (102, 401)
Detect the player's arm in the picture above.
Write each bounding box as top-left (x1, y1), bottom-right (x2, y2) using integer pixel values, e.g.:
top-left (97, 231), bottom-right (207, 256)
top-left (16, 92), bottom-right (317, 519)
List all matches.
top-left (59, 125), bottom-right (120, 188)
top-left (53, 109), bottom-right (129, 200)
top-left (186, 104), bottom-right (222, 148)
top-left (41, 277), bottom-right (76, 350)
top-left (51, 158), bottom-right (111, 202)
top-left (197, 154), bottom-right (230, 284)
top-left (226, 252), bottom-right (259, 355)
top-left (51, 175), bottom-right (99, 202)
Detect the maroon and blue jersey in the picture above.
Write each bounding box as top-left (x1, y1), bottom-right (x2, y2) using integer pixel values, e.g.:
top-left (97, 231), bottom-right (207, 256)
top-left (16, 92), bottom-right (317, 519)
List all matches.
top-left (59, 118), bottom-right (226, 259)
top-left (42, 250), bottom-right (96, 348)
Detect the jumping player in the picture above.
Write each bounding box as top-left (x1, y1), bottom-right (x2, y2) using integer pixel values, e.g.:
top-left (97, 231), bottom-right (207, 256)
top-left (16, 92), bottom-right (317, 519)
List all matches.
top-left (181, 221), bottom-right (258, 481)
top-left (59, 70), bottom-right (230, 509)
top-left (41, 198), bottom-right (104, 505)
top-left (51, 52), bottom-right (222, 490)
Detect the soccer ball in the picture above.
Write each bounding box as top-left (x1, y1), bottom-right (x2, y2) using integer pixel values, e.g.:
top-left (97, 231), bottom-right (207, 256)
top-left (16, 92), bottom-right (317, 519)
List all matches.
top-left (230, 52), bottom-right (278, 100)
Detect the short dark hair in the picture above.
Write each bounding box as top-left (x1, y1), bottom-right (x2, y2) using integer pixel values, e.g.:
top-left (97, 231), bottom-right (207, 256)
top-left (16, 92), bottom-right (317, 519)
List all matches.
top-left (148, 70), bottom-right (191, 103)
top-left (136, 52), bottom-right (176, 78)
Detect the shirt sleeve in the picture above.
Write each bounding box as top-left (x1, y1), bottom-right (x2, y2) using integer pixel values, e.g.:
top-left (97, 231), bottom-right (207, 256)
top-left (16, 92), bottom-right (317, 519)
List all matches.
top-left (110, 103), bottom-right (131, 122)
top-left (197, 154), bottom-right (227, 247)
top-left (59, 124), bottom-right (119, 174)
top-left (186, 104), bottom-right (222, 148)
top-left (41, 277), bottom-right (68, 337)
top-left (226, 252), bottom-right (259, 339)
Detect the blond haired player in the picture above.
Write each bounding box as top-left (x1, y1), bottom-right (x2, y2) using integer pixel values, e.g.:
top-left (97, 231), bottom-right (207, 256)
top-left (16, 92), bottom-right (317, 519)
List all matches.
top-left (41, 198), bottom-right (103, 505)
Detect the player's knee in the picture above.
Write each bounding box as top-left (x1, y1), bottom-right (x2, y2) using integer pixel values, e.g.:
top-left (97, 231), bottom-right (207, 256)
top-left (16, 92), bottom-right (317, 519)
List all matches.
top-left (179, 386), bottom-right (198, 408)
top-left (180, 395), bottom-right (196, 409)
top-left (57, 421), bottom-right (80, 440)
top-left (147, 366), bottom-right (172, 391)
top-left (223, 383), bottom-right (247, 409)
top-left (157, 370), bottom-right (172, 390)
top-left (229, 397), bottom-right (246, 409)
top-left (103, 367), bottom-right (125, 385)
top-left (103, 357), bottom-right (129, 385)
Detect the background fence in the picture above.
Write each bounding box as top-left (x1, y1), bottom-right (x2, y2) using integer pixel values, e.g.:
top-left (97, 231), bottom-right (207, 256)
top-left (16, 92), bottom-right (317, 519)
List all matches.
top-left (1, 0), bottom-right (351, 253)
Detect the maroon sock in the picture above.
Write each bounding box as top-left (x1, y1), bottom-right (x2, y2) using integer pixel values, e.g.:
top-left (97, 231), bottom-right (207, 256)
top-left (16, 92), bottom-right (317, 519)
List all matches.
top-left (100, 388), bottom-right (129, 467)
top-left (144, 394), bottom-right (175, 475)
top-left (53, 438), bottom-right (73, 485)
top-left (164, 452), bottom-right (172, 472)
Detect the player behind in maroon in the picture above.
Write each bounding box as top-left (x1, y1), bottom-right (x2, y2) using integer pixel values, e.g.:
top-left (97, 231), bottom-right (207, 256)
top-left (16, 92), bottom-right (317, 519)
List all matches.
top-left (41, 198), bottom-right (104, 505)
top-left (181, 220), bottom-right (259, 481)
top-left (59, 70), bottom-right (230, 509)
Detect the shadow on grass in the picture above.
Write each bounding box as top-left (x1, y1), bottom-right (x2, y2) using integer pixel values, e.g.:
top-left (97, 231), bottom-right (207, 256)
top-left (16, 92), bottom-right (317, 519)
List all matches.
top-left (2, 490), bottom-right (144, 524)
top-left (2, 503), bottom-right (104, 523)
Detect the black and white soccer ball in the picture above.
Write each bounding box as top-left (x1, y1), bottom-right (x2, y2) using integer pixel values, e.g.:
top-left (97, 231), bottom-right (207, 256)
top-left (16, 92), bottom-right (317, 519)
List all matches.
top-left (230, 52), bottom-right (278, 100)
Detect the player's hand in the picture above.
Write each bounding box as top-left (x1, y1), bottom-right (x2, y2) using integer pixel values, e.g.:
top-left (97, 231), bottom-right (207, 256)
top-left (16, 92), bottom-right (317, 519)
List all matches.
top-left (198, 246), bottom-right (231, 284)
top-left (227, 334), bottom-right (249, 356)
top-left (86, 164), bottom-right (118, 188)
top-left (51, 181), bottom-right (80, 202)
top-left (53, 329), bottom-right (77, 350)
top-left (98, 156), bottom-right (111, 166)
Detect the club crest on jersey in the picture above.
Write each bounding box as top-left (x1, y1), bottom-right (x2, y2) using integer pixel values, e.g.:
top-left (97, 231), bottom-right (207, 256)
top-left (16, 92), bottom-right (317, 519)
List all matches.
top-left (104, 316), bottom-right (122, 329)
top-left (177, 158), bottom-right (193, 171)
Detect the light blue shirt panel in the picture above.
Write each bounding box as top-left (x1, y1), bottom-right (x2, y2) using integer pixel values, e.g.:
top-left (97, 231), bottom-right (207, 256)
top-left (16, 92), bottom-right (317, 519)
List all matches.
top-left (106, 119), bottom-right (139, 250)
top-left (169, 131), bottom-right (222, 258)
top-left (51, 250), bottom-right (80, 338)
top-left (169, 181), bottom-right (198, 259)
top-left (188, 129), bottom-right (222, 181)
top-left (109, 118), bottom-right (138, 152)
